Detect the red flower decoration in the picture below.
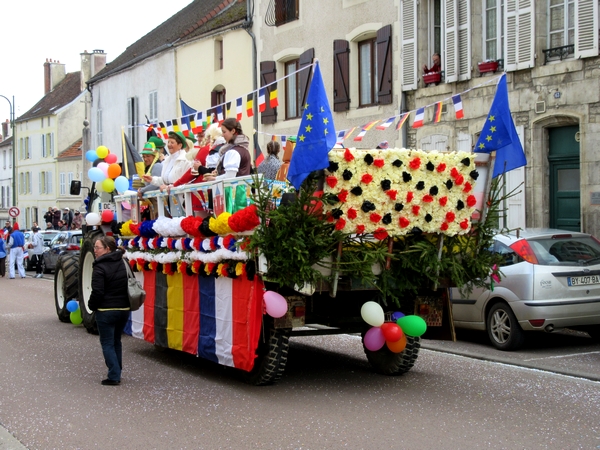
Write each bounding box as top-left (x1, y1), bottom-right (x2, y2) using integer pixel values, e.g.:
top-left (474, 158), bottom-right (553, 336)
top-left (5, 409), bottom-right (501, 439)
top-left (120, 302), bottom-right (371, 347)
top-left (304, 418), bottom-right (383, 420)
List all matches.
top-left (335, 218), bottom-right (346, 230)
top-left (460, 219), bottom-right (470, 230)
top-left (422, 194), bottom-right (433, 203)
top-left (179, 261), bottom-right (188, 274)
top-left (344, 149), bottom-right (355, 161)
top-left (450, 167), bottom-right (460, 178)
top-left (373, 228), bottom-right (388, 240)
top-left (463, 182), bottom-right (472, 193)
top-left (130, 223), bottom-right (141, 236)
top-left (455, 174), bottom-right (464, 186)
top-left (467, 195), bottom-right (477, 207)
top-left (370, 213), bottom-right (382, 223)
top-left (409, 157), bottom-right (421, 170)
top-left (326, 176), bottom-right (338, 188)
top-left (326, 214), bottom-right (335, 223)
top-left (436, 163), bottom-right (447, 173)
top-left (338, 189), bottom-right (349, 203)
top-left (347, 208), bottom-right (357, 219)
top-left (439, 196), bottom-right (448, 206)
top-left (220, 263), bottom-right (229, 277)
top-left (412, 205), bottom-right (420, 216)
top-left (399, 217), bottom-right (410, 228)
top-left (385, 190), bottom-right (398, 201)
top-left (373, 159), bottom-right (385, 168)
top-left (228, 204), bottom-right (260, 232)
top-left (440, 222), bottom-right (449, 231)
top-left (192, 260), bottom-right (202, 274)
top-left (407, 192), bottom-right (414, 203)
top-left (356, 224), bottom-right (366, 234)
top-left (361, 174), bottom-right (373, 184)
top-left (445, 211), bottom-right (456, 222)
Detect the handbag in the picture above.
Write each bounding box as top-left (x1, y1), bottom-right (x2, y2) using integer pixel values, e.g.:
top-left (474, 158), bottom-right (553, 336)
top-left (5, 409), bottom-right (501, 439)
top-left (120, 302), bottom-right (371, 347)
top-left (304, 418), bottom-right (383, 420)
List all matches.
top-left (123, 260), bottom-right (146, 311)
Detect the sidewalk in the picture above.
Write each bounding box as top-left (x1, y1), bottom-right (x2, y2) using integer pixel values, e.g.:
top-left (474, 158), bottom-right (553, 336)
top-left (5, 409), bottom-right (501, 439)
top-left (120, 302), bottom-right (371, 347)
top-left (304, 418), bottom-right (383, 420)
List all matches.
top-left (0, 424), bottom-right (27, 449)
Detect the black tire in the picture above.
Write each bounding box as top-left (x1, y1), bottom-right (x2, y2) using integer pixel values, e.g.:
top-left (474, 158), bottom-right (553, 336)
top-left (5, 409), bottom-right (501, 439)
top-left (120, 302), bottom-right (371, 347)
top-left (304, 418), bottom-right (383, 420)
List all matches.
top-left (240, 318), bottom-right (290, 386)
top-left (486, 302), bottom-right (525, 350)
top-left (362, 334), bottom-right (421, 375)
top-left (54, 254), bottom-right (79, 323)
top-left (582, 325), bottom-right (600, 342)
top-left (78, 230), bottom-right (104, 335)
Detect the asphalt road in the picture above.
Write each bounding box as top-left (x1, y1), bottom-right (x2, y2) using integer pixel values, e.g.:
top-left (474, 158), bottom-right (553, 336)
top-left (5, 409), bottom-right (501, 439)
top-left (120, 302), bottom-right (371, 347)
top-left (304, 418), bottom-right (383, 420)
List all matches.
top-left (1, 275), bottom-right (599, 449)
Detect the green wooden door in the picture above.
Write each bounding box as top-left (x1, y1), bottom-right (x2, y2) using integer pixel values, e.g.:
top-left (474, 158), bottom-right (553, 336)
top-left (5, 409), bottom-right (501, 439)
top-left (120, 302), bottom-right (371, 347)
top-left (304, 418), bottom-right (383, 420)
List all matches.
top-left (548, 126), bottom-right (580, 231)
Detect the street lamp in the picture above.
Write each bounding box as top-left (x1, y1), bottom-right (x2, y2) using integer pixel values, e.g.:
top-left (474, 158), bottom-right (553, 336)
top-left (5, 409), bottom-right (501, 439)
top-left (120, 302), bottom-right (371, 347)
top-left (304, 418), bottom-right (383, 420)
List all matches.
top-left (0, 94), bottom-right (16, 208)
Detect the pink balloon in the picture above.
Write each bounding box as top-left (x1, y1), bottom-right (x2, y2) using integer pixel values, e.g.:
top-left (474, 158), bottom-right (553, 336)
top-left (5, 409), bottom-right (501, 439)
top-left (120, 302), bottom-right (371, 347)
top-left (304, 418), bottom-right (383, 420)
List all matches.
top-left (263, 291), bottom-right (288, 318)
top-left (97, 162), bottom-right (109, 175)
top-left (104, 153), bottom-right (117, 164)
top-left (363, 326), bottom-right (385, 351)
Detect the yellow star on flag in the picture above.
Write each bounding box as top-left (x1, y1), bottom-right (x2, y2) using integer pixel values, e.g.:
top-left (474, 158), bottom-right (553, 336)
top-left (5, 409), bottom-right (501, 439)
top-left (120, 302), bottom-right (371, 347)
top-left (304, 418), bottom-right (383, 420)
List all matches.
top-left (306, 113), bottom-right (313, 120)
top-left (486, 135), bottom-right (492, 142)
top-left (305, 125), bottom-right (312, 133)
top-left (490, 126), bottom-right (496, 132)
top-left (299, 135), bottom-right (305, 142)
top-left (323, 117), bottom-right (329, 125)
top-left (489, 115), bottom-right (495, 122)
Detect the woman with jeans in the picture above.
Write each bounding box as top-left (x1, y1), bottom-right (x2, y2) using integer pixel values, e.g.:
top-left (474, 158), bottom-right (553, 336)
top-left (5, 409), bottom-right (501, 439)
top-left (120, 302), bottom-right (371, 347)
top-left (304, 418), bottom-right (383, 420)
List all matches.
top-left (88, 236), bottom-right (130, 386)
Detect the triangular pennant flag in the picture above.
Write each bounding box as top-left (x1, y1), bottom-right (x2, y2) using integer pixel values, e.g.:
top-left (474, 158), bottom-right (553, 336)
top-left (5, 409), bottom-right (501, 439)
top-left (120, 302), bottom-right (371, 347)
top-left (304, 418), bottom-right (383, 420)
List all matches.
top-left (180, 116), bottom-right (190, 136)
top-left (246, 94), bottom-right (254, 117)
top-left (226, 101), bottom-right (232, 118)
top-left (395, 113), bottom-right (409, 131)
top-left (353, 120), bottom-right (379, 141)
top-left (433, 102), bottom-right (443, 123)
top-left (216, 105), bottom-right (224, 123)
top-left (258, 88), bottom-right (266, 112)
top-left (270, 87), bottom-right (279, 108)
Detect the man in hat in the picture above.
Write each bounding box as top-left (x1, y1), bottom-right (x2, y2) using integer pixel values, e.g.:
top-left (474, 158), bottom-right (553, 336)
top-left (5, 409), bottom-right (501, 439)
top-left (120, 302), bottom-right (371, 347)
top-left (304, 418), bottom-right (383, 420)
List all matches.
top-left (137, 142), bottom-right (163, 197)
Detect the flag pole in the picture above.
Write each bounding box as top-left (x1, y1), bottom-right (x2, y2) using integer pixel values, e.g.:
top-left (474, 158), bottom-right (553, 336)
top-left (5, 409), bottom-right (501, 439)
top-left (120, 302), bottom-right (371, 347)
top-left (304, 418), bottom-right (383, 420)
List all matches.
top-left (121, 127), bottom-right (129, 179)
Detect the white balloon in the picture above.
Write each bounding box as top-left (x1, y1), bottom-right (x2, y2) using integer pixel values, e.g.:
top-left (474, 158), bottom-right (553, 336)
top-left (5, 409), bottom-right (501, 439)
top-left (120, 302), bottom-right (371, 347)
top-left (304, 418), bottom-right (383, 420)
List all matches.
top-left (86, 212), bottom-right (101, 226)
top-left (360, 301), bottom-right (385, 327)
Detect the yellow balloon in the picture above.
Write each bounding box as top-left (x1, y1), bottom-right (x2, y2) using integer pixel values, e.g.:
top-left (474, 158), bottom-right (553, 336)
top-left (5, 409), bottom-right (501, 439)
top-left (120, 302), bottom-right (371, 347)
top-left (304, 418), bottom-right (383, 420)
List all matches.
top-left (102, 178), bottom-right (115, 193)
top-left (96, 145), bottom-right (109, 159)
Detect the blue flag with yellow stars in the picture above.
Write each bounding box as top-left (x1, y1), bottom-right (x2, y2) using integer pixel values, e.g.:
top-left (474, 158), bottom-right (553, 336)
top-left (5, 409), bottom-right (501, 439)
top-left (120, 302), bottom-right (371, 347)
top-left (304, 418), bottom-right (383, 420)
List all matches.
top-left (474, 73), bottom-right (526, 178)
top-left (288, 61), bottom-right (336, 189)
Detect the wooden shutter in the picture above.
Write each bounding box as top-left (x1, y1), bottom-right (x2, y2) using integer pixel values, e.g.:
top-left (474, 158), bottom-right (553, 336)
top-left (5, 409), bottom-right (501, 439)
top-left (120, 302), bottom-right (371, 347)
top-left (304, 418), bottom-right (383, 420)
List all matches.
top-left (401, 0), bottom-right (417, 91)
top-left (333, 40), bottom-right (350, 112)
top-left (444, 0), bottom-right (459, 83)
top-left (298, 48), bottom-right (314, 111)
top-left (457, 0), bottom-right (471, 81)
top-left (260, 61), bottom-right (277, 125)
top-left (575, 0), bottom-right (599, 59)
top-left (376, 24), bottom-right (393, 105)
top-left (504, 0), bottom-right (534, 71)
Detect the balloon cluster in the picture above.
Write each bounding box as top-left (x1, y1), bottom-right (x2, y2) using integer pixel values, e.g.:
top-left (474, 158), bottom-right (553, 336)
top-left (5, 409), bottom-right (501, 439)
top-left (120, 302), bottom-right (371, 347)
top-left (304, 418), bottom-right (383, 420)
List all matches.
top-left (361, 301), bottom-right (427, 353)
top-left (86, 145), bottom-right (130, 195)
top-left (66, 300), bottom-right (83, 325)
top-left (263, 291), bottom-right (287, 318)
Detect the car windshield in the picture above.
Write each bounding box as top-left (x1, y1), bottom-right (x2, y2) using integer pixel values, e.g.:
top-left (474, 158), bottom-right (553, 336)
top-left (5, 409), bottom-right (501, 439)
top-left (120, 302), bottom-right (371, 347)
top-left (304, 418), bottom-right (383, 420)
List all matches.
top-left (43, 231), bottom-right (59, 241)
top-left (527, 236), bottom-right (600, 265)
top-left (50, 233), bottom-right (69, 246)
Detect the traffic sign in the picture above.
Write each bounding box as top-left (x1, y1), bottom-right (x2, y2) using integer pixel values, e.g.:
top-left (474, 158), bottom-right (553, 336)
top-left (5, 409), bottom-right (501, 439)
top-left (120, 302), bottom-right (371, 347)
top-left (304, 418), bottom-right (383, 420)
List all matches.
top-left (8, 206), bottom-right (20, 218)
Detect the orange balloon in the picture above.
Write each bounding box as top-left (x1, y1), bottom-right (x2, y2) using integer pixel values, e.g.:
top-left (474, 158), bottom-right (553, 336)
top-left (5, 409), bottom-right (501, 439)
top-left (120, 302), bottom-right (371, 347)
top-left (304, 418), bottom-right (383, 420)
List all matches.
top-left (386, 334), bottom-right (407, 353)
top-left (107, 163), bottom-right (122, 179)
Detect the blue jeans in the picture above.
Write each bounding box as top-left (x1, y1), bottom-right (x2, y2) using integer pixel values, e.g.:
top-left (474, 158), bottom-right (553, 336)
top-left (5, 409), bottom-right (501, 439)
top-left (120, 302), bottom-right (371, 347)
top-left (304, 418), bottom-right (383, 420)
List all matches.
top-left (95, 310), bottom-right (130, 381)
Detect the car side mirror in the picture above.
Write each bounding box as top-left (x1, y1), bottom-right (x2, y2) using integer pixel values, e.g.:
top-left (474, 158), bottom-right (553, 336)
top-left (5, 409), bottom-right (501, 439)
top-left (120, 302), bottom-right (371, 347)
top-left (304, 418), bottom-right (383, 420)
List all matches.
top-left (70, 180), bottom-right (81, 195)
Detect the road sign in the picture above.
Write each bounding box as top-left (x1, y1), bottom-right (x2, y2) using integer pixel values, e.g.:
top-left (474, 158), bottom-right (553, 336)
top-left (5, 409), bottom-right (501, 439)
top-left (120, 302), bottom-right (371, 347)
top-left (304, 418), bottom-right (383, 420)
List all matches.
top-left (8, 206), bottom-right (20, 218)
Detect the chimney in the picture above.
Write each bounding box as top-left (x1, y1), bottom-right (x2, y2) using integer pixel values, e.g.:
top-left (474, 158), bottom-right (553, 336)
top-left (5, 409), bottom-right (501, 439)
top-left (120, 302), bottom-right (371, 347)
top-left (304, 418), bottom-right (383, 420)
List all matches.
top-left (81, 49), bottom-right (107, 90)
top-left (43, 58), bottom-right (66, 94)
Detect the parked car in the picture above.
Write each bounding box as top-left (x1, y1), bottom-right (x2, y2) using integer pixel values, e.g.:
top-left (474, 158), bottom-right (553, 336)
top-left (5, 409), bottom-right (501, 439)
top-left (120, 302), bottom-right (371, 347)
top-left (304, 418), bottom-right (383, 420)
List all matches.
top-left (40, 230), bottom-right (60, 246)
top-left (451, 229), bottom-right (600, 350)
top-left (42, 230), bottom-right (82, 273)
top-left (25, 230), bottom-right (59, 271)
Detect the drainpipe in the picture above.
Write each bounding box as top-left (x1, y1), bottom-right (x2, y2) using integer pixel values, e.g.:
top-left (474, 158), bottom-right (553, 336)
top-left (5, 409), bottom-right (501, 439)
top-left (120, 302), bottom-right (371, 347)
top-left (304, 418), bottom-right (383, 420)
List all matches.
top-left (243, 0), bottom-right (260, 160)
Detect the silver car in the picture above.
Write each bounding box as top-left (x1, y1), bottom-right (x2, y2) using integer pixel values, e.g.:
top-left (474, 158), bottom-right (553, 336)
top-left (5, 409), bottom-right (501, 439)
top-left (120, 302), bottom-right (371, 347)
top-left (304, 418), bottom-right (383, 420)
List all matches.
top-left (451, 229), bottom-right (600, 350)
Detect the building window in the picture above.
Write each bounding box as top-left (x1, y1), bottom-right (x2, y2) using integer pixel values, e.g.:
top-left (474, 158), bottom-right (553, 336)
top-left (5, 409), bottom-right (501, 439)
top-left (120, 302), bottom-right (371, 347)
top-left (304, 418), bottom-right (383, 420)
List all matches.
top-left (268, 0), bottom-right (299, 26)
top-left (45, 171), bottom-right (52, 194)
top-left (42, 134), bottom-right (47, 158)
top-left (430, 0), bottom-right (442, 56)
top-left (484, 0), bottom-right (505, 60)
top-left (149, 91), bottom-right (158, 123)
top-left (48, 133), bottom-right (54, 157)
top-left (549, 0), bottom-right (574, 48)
top-left (358, 38), bottom-right (377, 107)
top-left (215, 39), bottom-right (224, 70)
top-left (97, 108), bottom-right (103, 145)
top-left (127, 97), bottom-right (137, 147)
top-left (285, 59), bottom-right (301, 119)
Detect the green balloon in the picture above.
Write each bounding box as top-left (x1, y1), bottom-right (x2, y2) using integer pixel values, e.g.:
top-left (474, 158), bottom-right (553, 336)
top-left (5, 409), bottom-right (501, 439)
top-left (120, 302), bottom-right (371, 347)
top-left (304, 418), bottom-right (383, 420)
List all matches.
top-left (396, 315), bottom-right (427, 337)
top-left (70, 310), bottom-right (83, 325)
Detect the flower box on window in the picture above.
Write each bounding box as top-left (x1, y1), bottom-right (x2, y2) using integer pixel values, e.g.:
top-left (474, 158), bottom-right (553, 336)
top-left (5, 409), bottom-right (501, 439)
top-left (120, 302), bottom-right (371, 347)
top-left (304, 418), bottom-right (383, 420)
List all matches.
top-left (423, 72), bottom-right (442, 86)
top-left (478, 61), bottom-right (500, 74)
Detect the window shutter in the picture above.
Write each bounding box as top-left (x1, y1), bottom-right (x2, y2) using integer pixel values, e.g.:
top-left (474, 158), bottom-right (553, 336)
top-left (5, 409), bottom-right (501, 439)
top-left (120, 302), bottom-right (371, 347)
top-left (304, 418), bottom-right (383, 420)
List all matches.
top-left (39, 172), bottom-right (42, 194)
top-left (504, 0), bottom-right (534, 71)
top-left (260, 61), bottom-right (278, 125)
top-left (333, 40), bottom-right (350, 111)
top-left (41, 135), bottom-right (46, 158)
top-left (457, 0), bottom-right (471, 81)
top-left (401, 0), bottom-right (418, 91)
top-left (50, 133), bottom-right (54, 156)
top-left (376, 25), bottom-right (393, 105)
top-left (575, 0), bottom-right (599, 59)
top-left (48, 171), bottom-right (52, 194)
top-left (444, 0), bottom-right (459, 83)
top-left (298, 48), bottom-right (315, 111)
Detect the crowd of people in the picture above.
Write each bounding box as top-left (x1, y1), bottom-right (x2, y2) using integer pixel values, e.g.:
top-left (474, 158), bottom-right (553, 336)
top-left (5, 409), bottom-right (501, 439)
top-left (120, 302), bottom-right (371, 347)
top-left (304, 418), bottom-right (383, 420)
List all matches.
top-left (43, 206), bottom-right (82, 230)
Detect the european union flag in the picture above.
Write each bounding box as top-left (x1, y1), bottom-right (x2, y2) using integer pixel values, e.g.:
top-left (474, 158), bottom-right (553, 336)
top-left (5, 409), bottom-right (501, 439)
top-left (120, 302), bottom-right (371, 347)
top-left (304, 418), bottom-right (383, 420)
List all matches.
top-left (474, 74), bottom-right (527, 178)
top-left (288, 62), bottom-right (336, 190)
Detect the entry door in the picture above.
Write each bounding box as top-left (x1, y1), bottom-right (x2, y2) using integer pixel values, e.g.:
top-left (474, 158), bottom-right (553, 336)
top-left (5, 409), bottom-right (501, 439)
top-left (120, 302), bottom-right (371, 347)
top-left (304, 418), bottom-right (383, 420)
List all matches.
top-left (548, 126), bottom-right (580, 231)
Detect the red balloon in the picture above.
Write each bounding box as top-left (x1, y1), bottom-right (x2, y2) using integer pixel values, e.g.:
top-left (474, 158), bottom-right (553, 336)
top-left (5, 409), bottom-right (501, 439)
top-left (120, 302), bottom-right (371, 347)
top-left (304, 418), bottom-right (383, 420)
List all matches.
top-left (380, 322), bottom-right (404, 343)
top-left (386, 334), bottom-right (407, 353)
top-left (101, 209), bottom-right (114, 223)
top-left (104, 153), bottom-right (117, 164)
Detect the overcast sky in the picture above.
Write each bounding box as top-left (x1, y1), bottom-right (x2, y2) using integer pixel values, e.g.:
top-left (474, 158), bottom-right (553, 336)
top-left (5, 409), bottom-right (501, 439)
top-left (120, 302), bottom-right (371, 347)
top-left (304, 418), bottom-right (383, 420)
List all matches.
top-left (0, 0), bottom-right (193, 129)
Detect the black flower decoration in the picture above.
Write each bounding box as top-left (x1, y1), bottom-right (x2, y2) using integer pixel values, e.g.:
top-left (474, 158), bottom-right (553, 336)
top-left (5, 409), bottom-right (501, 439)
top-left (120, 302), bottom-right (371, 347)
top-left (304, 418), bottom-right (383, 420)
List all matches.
top-left (361, 201), bottom-right (376, 213)
top-left (364, 154), bottom-right (374, 165)
top-left (343, 169), bottom-right (353, 181)
top-left (470, 170), bottom-right (479, 180)
top-left (429, 186), bottom-right (439, 196)
top-left (394, 203), bottom-right (404, 212)
top-left (411, 227), bottom-right (423, 235)
top-left (381, 179), bottom-right (391, 191)
top-left (350, 186), bottom-right (363, 196)
top-left (461, 157), bottom-right (471, 166)
top-left (332, 208), bottom-right (344, 219)
top-left (426, 161), bottom-right (435, 171)
top-left (445, 180), bottom-right (453, 190)
top-left (382, 213), bottom-right (392, 225)
top-left (425, 214), bottom-right (433, 223)
top-left (416, 181), bottom-right (425, 190)
top-left (330, 194), bottom-right (340, 203)
top-left (456, 200), bottom-right (465, 210)
top-left (392, 159), bottom-right (403, 167)
top-left (402, 172), bottom-right (412, 182)
top-left (328, 161), bottom-right (339, 173)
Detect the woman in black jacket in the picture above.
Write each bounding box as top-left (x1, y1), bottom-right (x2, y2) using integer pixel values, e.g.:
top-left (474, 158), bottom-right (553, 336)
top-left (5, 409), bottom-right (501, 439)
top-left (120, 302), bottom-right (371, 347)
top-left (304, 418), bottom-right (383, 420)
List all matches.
top-left (88, 236), bottom-right (130, 386)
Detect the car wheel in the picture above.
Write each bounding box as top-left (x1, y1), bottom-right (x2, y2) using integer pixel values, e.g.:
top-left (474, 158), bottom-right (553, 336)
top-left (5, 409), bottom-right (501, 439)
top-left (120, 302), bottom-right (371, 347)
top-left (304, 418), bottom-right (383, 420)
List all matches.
top-left (486, 302), bottom-right (525, 351)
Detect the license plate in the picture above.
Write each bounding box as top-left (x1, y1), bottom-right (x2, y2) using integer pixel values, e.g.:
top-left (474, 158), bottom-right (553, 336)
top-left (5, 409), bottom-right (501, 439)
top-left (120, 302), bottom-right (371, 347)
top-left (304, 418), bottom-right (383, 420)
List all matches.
top-left (567, 275), bottom-right (600, 286)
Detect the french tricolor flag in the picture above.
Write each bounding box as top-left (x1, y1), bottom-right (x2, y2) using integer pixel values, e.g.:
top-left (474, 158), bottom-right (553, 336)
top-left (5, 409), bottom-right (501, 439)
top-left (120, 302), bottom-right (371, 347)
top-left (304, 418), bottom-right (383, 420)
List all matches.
top-left (412, 107), bottom-right (425, 128)
top-left (452, 94), bottom-right (464, 119)
top-left (258, 88), bottom-right (266, 112)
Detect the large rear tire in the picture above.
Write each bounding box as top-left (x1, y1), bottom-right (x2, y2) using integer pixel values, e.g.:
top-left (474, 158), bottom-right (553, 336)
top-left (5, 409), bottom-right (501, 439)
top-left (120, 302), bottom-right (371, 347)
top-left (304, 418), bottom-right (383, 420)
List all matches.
top-left (78, 230), bottom-right (104, 335)
top-left (362, 334), bottom-right (421, 375)
top-left (54, 254), bottom-right (79, 323)
top-left (240, 318), bottom-right (290, 386)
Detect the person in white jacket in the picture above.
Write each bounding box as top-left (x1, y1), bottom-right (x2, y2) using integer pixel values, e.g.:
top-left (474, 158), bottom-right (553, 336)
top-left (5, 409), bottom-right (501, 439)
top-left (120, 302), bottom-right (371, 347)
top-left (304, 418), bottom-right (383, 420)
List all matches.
top-left (29, 227), bottom-right (45, 278)
top-left (142, 131), bottom-right (192, 189)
